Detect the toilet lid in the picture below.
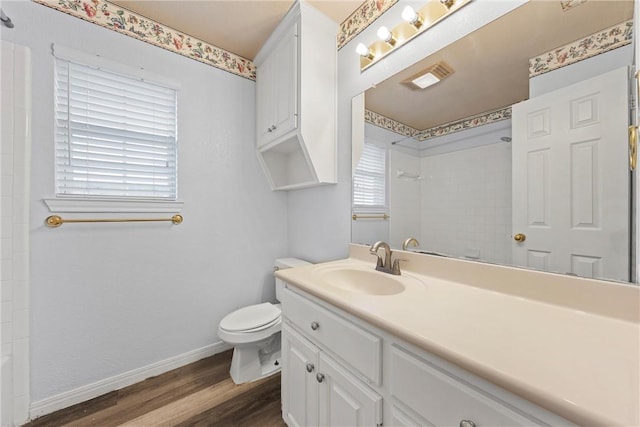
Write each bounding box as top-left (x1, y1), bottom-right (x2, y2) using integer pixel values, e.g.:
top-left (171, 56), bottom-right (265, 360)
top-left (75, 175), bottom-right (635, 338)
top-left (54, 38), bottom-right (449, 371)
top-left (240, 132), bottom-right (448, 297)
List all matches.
top-left (220, 303), bottom-right (281, 332)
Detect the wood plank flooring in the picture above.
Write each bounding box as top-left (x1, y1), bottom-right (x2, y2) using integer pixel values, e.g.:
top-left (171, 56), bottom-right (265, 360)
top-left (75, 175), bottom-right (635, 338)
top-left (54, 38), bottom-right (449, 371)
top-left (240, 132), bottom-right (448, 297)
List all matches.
top-left (24, 350), bottom-right (287, 427)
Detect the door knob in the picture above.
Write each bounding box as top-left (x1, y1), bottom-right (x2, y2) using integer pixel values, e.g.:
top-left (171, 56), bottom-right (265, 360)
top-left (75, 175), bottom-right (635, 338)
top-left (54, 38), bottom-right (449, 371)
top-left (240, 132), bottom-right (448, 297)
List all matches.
top-left (514, 233), bottom-right (526, 242)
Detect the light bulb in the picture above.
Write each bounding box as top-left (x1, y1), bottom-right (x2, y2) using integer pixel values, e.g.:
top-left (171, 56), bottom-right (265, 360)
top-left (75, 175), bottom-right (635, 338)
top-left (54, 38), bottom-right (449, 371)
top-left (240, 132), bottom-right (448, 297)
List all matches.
top-left (402, 5), bottom-right (423, 29)
top-left (376, 26), bottom-right (396, 46)
top-left (356, 43), bottom-right (374, 60)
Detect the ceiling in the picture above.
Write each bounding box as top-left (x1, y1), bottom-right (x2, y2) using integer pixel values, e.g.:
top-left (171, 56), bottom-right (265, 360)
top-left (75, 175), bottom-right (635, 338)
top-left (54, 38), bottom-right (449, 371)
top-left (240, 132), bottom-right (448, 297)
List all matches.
top-left (111, 0), bottom-right (363, 60)
top-left (366, 0), bottom-right (634, 131)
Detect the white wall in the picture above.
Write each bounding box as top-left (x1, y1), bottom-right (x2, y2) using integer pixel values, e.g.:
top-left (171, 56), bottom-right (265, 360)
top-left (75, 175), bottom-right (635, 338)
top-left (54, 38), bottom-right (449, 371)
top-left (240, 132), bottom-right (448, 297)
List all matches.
top-left (389, 149), bottom-right (421, 250)
top-left (1, 39), bottom-right (31, 425)
top-left (1, 0), bottom-right (288, 413)
top-left (421, 141), bottom-right (512, 264)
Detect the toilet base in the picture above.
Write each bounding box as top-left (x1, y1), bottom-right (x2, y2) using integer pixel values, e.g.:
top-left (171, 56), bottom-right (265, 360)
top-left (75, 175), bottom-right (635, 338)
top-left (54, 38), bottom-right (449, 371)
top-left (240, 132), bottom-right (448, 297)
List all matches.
top-left (229, 332), bottom-right (282, 384)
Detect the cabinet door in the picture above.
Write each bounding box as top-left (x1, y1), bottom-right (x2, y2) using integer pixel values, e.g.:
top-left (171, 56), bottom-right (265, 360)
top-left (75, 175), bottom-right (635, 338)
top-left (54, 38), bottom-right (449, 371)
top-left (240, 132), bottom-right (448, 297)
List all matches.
top-left (282, 323), bottom-right (319, 427)
top-left (270, 22), bottom-right (298, 141)
top-left (317, 352), bottom-right (382, 427)
top-left (256, 52), bottom-right (274, 148)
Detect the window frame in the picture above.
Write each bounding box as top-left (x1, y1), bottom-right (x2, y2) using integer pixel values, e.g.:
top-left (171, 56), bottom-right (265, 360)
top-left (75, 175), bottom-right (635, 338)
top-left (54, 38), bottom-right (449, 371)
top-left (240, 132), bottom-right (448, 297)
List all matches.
top-left (49, 45), bottom-right (183, 213)
top-left (352, 141), bottom-right (389, 215)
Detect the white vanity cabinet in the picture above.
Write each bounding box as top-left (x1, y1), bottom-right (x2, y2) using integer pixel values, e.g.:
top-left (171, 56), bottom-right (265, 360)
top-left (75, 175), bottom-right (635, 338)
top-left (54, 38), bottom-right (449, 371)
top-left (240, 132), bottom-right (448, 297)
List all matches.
top-left (254, 1), bottom-right (337, 191)
top-left (281, 288), bottom-right (383, 427)
top-left (280, 284), bottom-right (573, 427)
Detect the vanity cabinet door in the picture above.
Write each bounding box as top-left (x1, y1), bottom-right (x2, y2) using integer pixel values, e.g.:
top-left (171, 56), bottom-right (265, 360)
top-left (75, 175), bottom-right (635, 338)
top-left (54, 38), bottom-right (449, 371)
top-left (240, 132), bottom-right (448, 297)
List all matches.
top-left (282, 323), bottom-right (319, 427)
top-left (317, 352), bottom-right (382, 427)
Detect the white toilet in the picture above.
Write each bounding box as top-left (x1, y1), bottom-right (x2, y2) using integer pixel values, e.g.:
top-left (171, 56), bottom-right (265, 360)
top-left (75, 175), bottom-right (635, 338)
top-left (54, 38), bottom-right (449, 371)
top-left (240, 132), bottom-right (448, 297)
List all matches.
top-left (218, 258), bottom-right (310, 384)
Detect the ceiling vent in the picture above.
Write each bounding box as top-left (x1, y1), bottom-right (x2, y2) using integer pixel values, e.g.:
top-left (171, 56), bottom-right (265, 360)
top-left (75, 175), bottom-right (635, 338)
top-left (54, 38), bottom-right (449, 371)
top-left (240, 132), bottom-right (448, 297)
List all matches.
top-left (404, 61), bottom-right (455, 90)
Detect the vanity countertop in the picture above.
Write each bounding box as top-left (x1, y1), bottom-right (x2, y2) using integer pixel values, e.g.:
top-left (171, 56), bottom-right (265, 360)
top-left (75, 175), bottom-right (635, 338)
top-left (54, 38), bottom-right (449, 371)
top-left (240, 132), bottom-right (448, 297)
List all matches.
top-left (275, 244), bottom-right (640, 426)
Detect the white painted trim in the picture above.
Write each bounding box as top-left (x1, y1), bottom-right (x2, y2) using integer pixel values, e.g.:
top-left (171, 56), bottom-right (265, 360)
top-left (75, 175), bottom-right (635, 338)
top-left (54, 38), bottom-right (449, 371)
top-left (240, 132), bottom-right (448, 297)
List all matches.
top-left (28, 341), bottom-right (232, 420)
top-left (43, 198), bottom-right (184, 213)
top-left (52, 44), bottom-right (181, 90)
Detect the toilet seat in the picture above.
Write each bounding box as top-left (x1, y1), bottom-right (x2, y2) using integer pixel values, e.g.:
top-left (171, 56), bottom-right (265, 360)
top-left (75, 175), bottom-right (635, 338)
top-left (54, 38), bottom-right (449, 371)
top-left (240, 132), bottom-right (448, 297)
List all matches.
top-left (219, 303), bottom-right (281, 332)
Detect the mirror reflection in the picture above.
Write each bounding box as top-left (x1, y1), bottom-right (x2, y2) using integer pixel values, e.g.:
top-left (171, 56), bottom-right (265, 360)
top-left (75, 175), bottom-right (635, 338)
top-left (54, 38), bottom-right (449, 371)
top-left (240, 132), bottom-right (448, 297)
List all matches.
top-left (352, 0), bottom-right (635, 283)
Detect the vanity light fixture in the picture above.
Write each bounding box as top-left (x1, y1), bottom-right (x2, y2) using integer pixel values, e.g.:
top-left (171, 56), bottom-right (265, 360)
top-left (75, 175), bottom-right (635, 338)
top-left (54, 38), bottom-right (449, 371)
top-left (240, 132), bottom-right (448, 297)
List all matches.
top-left (356, 42), bottom-right (375, 60)
top-left (440, 0), bottom-right (455, 9)
top-left (401, 6), bottom-right (424, 29)
top-left (356, 0), bottom-right (471, 72)
top-left (377, 26), bottom-right (397, 46)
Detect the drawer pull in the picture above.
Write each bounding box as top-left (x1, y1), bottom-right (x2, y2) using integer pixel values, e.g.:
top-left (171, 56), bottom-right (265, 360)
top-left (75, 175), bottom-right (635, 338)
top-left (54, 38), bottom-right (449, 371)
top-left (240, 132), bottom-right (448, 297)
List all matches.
top-left (306, 363), bottom-right (315, 373)
top-left (310, 321), bottom-right (320, 331)
top-left (459, 420), bottom-right (476, 427)
top-left (316, 373), bottom-right (325, 383)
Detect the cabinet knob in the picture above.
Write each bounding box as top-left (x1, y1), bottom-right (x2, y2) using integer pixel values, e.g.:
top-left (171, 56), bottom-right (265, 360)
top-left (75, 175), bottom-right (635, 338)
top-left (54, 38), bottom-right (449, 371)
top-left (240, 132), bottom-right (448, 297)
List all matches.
top-left (459, 420), bottom-right (476, 427)
top-left (310, 321), bottom-right (319, 331)
top-left (316, 373), bottom-right (325, 383)
top-left (306, 363), bottom-right (315, 373)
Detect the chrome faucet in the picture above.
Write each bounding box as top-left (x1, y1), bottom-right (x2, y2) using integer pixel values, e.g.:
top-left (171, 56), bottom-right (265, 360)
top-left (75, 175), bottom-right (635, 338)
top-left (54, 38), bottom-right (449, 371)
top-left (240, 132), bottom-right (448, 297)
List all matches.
top-left (370, 241), bottom-right (405, 275)
top-left (402, 237), bottom-right (420, 251)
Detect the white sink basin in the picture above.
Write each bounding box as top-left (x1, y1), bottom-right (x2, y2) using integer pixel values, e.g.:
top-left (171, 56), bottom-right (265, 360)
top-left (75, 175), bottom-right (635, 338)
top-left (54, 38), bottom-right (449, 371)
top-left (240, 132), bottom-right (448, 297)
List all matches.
top-left (315, 266), bottom-right (406, 295)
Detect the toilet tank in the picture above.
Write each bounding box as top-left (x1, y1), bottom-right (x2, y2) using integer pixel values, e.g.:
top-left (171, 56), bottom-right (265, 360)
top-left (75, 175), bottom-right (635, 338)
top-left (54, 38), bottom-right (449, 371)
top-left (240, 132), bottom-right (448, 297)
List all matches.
top-left (275, 258), bottom-right (310, 301)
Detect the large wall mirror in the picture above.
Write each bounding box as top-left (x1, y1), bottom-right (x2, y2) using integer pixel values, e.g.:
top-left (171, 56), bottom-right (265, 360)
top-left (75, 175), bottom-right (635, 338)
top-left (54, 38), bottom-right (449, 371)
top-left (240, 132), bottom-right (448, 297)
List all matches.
top-left (352, 0), bottom-right (635, 283)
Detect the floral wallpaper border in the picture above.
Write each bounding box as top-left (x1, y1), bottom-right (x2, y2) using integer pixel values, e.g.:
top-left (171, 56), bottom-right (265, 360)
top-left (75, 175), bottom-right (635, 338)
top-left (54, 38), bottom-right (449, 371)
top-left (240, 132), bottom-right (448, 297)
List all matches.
top-left (417, 107), bottom-right (512, 141)
top-left (32, 0), bottom-right (257, 80)
top-left (337, 0), bottom-right (398, 50)
top-left (364, 110), bottom-right (418, 137)
top-left (365, 107), bottom-right (513, 141)
top-left (530, 20), bottom-right (632, 77)
top-left (560, 0), bottom-right (588, 11)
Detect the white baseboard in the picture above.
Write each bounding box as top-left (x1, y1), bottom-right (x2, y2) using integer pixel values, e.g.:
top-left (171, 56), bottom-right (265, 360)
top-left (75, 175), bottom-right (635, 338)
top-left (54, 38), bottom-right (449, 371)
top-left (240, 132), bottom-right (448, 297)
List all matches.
top-left (29, 341), bottom-right (233, 420)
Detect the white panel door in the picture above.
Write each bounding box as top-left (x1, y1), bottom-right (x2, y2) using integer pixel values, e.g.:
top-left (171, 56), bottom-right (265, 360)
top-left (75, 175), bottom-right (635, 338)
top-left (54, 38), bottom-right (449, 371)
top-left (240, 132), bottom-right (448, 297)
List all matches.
top-left (512, 67), bottom-right (630, 281)
top-left (282, 324), bottom-right (319, 427)
top-left (317, 352), bottom-right (382, 427)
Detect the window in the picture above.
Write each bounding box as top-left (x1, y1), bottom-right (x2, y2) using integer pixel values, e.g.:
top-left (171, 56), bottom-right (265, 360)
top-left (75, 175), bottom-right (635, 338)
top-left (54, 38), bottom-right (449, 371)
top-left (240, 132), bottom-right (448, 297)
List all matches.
top-left (353, 142), bottom-right (387, 211)
top-left (54, 51), bottom-right (178, 200)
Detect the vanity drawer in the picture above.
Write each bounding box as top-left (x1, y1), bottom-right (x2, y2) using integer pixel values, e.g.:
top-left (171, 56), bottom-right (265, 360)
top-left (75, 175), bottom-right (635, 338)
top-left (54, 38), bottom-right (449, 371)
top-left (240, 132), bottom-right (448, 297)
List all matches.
top-left (281, 287), bottom-right (382, 385)
top-left (391, 345), bottom-right (541, 426)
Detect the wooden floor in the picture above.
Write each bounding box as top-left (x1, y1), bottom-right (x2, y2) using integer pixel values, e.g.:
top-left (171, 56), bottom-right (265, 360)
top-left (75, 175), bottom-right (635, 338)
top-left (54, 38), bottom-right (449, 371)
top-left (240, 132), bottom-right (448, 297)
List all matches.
top-left (24, 350), bottom-right (287, 427)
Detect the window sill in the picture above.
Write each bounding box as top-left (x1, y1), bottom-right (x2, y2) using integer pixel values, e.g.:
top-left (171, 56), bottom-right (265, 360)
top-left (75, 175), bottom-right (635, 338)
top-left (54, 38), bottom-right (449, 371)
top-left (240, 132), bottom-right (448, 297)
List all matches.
top-left (43, 198), bottom-right (184, 213)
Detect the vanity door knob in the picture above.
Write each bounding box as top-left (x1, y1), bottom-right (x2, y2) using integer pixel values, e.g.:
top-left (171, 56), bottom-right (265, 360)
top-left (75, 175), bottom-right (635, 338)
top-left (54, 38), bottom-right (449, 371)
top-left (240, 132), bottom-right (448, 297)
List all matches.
top-left (310, 321), bottom-right (319, 331)
top-left (459, 420), bottom-right (476, 427)
top-left (267, 126), bottom-right (273, 133)
top-left (316, 373), bottom-right (325, 383)
top-left (514, 233), bottom-right (526, 242)
top-left (306, 363), bottom-right (315, 373)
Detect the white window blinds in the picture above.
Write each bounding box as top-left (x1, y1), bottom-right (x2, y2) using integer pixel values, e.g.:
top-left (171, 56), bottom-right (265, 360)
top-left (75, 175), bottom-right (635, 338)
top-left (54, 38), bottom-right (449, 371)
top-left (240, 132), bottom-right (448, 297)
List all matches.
top-left (54, 57), bottom-right (178, 199)
top-left (353, 143), bottom-right (387, 209)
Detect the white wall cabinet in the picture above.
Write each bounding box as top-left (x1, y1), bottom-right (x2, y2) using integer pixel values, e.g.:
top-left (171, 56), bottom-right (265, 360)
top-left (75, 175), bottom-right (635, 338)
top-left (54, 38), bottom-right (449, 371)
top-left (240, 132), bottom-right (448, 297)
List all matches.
top-left (254, 1), bottom-right (337, 190)
top-left (280, 285), bottom-right (573, 427)
top-left (256, 23), bottom-right (297, 148)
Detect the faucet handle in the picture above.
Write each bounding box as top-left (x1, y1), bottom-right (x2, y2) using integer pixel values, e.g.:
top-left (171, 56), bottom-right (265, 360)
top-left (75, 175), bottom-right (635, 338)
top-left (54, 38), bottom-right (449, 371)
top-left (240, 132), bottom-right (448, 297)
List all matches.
top-left (391, 258), bottom-right (408, 275)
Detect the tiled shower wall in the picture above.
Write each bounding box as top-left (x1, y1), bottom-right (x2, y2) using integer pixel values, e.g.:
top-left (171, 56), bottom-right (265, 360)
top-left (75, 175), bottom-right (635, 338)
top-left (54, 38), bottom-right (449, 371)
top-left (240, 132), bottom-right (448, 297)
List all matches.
top-left (420, 142), bottom-right (512, 265)
top-left (1, 40), bottom-right (31, 426)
